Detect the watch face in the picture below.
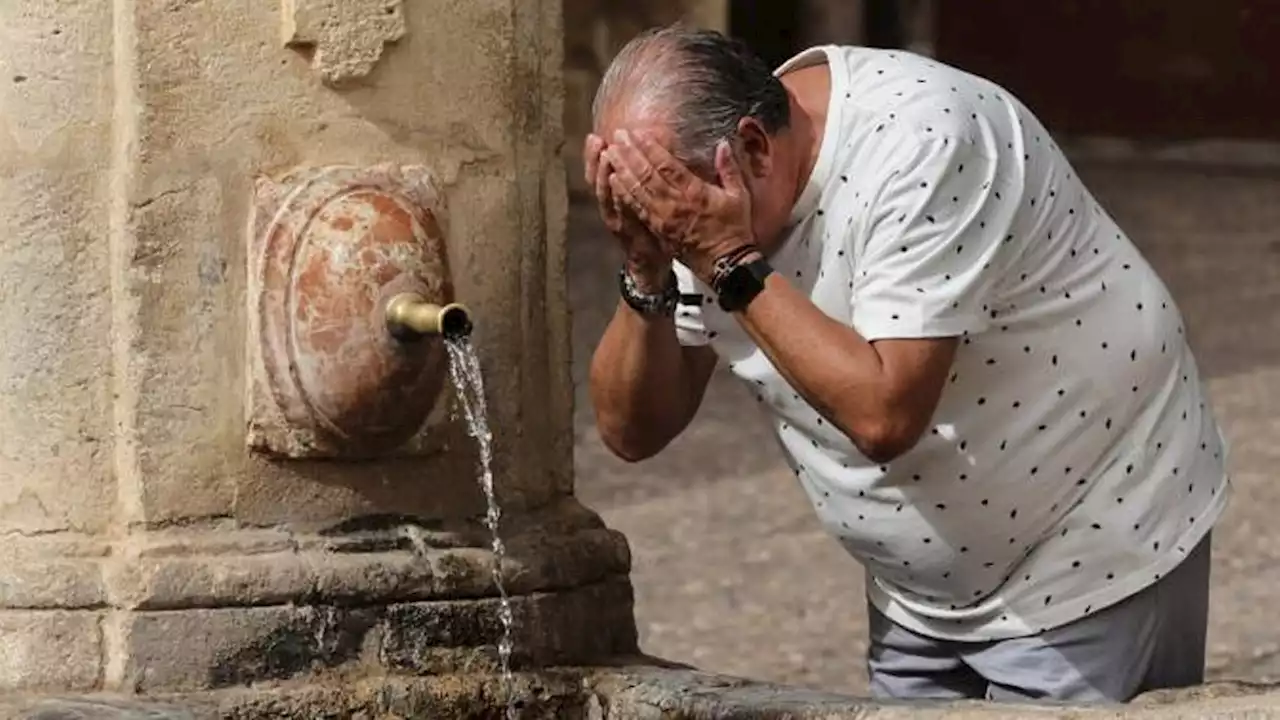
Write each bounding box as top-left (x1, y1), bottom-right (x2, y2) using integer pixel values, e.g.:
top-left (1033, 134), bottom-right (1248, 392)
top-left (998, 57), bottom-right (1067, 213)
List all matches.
top-left (716, 259), bottom-right (772, 312)
top-left (717, 265), bottom-right (759, 312)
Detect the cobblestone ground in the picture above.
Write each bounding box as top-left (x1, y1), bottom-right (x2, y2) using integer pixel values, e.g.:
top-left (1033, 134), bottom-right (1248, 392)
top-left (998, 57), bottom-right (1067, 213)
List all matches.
top-left (568, 158), bottom-right (1280, 695)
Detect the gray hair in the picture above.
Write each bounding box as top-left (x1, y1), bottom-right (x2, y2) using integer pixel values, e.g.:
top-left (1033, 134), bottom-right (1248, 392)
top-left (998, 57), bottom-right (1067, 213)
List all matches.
top-left (592, 24), bottom-right (792, 171)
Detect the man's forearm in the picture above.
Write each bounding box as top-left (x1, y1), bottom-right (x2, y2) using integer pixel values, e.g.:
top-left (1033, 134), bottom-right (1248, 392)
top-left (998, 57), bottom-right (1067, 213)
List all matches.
top-left (588, 301), bottom-right (709, 462)
top-left (730, 273), bottom-right (940, 463)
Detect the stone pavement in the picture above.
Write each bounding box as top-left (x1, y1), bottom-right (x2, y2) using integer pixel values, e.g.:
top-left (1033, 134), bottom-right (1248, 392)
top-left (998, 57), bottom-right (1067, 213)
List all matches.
top-left (11, 669), bottom-right (1280, 719)
top-left (569, 157), bottom-right (1280, 695)
top-left (587, 666), bottom-right (1280, 719)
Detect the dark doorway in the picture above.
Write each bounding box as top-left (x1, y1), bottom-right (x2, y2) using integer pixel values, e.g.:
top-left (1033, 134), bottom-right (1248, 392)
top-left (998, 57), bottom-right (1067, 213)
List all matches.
top-left (934, 0), bottom-right (1280, 141)
top-left (730, 0), bottom-right (913, 69)
top-left (863, 0), bottom-right (906, 49)
top-left (729, 1), bottom-right (802, 69)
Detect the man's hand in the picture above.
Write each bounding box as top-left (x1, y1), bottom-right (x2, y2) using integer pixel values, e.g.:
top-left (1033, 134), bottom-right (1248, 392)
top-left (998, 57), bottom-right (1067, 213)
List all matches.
top-left (604, 129), bottom-right (754, 285)
top-left (584, 133), bottom-right (675, 293)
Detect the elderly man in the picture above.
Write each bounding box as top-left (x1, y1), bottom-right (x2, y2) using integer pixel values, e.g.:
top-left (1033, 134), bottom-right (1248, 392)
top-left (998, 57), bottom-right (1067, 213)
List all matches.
top-left (584, 25), bottom-right (1229, 703)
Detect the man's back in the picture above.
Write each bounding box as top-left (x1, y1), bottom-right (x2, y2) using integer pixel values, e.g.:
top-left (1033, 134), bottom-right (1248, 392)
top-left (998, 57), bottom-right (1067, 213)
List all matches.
top-left (671, 45), bottom-right (1230, 641)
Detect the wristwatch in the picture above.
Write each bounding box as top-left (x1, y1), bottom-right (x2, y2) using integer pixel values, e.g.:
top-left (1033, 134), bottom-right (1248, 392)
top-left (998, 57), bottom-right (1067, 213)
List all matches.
top-left (715, 257), bottom-right (773, 312)
top-left (618, 267), bottom-right (680, 317)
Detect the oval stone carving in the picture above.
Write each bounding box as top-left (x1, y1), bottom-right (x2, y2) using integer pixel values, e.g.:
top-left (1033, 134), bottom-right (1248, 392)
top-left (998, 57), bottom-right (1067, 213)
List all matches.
top-left (249, 165), bottom-right (453, 457)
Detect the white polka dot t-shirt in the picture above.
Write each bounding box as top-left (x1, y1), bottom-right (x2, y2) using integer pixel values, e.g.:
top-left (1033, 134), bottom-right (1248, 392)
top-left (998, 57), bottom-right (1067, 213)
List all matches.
top-left (671, 46), bottom-right (1231, 641)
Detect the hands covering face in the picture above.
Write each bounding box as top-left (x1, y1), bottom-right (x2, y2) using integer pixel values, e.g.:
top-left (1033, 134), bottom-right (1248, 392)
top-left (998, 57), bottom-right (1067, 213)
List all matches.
top-left (584, 129), bottom-right (756, 286)
top-left (583, 133), bottom-right (675, 289)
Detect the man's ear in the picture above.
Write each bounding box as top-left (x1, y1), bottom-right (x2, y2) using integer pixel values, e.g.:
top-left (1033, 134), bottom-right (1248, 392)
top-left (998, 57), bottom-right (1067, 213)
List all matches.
top-left (735, 116), bottom-right (774, 180)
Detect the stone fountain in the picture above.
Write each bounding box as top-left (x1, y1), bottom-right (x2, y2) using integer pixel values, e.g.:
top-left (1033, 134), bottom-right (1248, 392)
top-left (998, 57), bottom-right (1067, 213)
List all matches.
top-left (5, 0), bottom-right (1280, 718)
top-left (0, 0), bottom-right (636, 715)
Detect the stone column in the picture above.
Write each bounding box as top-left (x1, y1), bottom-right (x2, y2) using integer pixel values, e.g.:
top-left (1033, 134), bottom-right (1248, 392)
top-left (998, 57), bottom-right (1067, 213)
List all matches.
top-left (0, 0), bottom-right (633, 700)
top-left (796, 0), bottom-right (866, 48)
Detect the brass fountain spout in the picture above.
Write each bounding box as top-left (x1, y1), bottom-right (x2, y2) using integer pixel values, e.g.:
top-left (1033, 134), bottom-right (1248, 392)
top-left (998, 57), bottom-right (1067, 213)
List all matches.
top-left (385, 293), bottom-right (474, 340)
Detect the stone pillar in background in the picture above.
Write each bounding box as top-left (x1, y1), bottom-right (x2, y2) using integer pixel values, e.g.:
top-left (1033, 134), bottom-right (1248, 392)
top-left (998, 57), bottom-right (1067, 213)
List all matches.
top-left (900, 0), bottom-right (938, 56)
top-left (796, 0), bottom-right (866, 48)
top-left (563, 0), bottom-right (728, 199)
top-left (0, 0), bottom-right (633, 700)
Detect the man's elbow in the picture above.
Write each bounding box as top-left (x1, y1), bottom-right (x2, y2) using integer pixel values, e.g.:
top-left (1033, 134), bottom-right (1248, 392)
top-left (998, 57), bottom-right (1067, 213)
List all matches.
top-left (843, 415), bottom-right (926, 465)
top-left (601, 435), bottom-right (663, 463)
top-left (595, 419), bottom-right (669, 463)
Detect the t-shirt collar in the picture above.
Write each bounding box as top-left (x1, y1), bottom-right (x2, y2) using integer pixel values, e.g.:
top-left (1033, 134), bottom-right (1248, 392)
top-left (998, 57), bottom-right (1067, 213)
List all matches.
top-left (774, 45), bottom-right (846, 226)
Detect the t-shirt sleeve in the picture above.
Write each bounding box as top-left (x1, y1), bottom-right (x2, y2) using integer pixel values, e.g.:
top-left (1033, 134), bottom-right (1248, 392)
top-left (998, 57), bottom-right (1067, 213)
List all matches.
top-left (672, 262), bottom-right (712, 347)
top-left (848, 132), bottom-right (1007, 342)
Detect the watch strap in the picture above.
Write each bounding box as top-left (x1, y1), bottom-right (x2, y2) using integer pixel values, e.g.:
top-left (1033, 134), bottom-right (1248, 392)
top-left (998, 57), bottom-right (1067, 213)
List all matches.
top-left (716, 257), bottom-right (773, 312)
top-left (618, 267), bottom-right (680, 317)
top-left (710, 244), bottom-right (761, 289)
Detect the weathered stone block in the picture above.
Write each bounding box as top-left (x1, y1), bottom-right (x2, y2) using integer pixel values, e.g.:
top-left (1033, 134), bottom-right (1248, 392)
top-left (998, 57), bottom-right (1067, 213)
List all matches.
top-left (103, 502), bottom-right (630, 611)
top-left (381, 577), bottom-right (638, 673)
top-left (0, 611), bottom-right (103, 692)
top-left (110, 578), bottom-right (635, 693)
top-left (0, 536), bottom-right (109, 609)
top-left (281, 0), bottom-right (408, 86)
top-left (0, 0), bottom-right (116, 538)
top-left (111, 605), bottom-right (383, 693)
top-left (18, 697), bottom-right (204, 720)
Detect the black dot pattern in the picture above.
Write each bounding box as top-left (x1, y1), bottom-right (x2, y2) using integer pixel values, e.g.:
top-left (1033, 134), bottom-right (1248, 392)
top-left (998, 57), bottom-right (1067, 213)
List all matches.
top-left (660, 46), bottom-right (1229, 640)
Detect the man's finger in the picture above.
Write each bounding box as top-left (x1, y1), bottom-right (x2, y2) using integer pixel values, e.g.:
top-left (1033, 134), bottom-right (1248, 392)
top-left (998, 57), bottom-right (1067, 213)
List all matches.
top-left (604, 144), bottom-right (649, 199)
top-left (594, 150), bottom-right (614, 208)
top-left (609, 183), bottom-right (628, 221)
top-left (608, 174), bottom-right (654, 228)
top-left (608, 175), bottom-right (635, 213)
top-left (631, 130), bottom-right (693, 187)
top-left (609, 130), bottom-right (668, 194)
top-left (714, 140), bottom-right (747, 196)
top-left (584, 134), bottom-right (604, 187)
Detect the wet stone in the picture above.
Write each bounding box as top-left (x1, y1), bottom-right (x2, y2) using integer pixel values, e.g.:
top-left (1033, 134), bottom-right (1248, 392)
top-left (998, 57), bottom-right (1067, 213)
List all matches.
top-left (19, 698), bottom-right (202, 720)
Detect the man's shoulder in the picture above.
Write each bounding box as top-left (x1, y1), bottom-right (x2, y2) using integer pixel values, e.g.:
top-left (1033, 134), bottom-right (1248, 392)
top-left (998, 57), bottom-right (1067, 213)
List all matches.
top-left (832, 51), bottom-right (1013, 144)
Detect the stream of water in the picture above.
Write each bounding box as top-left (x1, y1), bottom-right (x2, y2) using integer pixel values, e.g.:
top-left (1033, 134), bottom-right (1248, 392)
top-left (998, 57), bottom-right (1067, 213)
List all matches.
top-left (445, 337), bottom-right (517, 718)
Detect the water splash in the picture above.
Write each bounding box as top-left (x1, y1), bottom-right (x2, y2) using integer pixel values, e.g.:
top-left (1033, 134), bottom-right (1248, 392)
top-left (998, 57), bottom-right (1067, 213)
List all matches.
top-left (298, 605), bottom-right (338, 660)
top-left (401, 524), bottom-right (430, 556)
top-left (445, 337), bottom-right (517, 718)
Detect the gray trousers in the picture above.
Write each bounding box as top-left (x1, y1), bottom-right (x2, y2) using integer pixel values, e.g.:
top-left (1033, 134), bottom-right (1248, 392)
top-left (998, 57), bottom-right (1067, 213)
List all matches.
top-left (867, 533), bottom-right (1211, 703)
